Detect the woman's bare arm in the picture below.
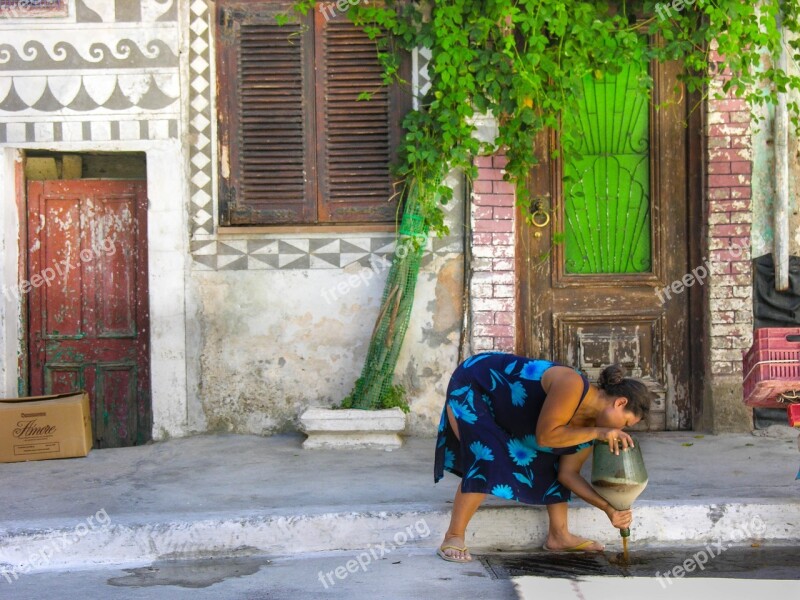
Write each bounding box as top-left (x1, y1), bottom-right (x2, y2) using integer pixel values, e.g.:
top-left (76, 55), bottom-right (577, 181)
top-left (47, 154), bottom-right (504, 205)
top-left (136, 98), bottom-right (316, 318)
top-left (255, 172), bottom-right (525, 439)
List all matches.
top-left (556, 449), bottom-right (612, 511)
top-left (535, 369), bottom-right (602, 447)
top-left (558, 449), bottom-right (633, 530)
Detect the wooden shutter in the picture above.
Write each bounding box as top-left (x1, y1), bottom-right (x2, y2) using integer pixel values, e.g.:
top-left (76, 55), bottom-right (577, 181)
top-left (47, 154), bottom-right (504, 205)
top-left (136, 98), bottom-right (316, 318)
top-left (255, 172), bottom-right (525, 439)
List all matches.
top-left (314, 9), bottom-right (408, 223)
top-left (217, 2), bottom-right (316, 225)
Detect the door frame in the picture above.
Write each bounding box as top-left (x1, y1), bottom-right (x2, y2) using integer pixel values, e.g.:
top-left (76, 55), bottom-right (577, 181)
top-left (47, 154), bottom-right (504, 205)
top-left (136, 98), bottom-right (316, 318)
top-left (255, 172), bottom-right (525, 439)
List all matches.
top-left (516, 82), bottom-right (706, 429)
top-left (2, 146), bottom-right (190, 441)
top-left (15, 151), bottom-right (28, 396)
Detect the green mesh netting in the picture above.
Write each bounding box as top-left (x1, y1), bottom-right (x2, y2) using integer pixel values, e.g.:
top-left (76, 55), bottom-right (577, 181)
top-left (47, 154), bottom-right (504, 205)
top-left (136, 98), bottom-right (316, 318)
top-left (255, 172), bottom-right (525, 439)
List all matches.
top-left (348, 187), bottom-right (429, 409)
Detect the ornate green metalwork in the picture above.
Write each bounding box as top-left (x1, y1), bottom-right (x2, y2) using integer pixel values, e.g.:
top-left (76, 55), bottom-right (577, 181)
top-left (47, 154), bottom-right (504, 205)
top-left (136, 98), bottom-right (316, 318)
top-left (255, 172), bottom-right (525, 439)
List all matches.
top-left (563, 62), bottom-right (652, 274)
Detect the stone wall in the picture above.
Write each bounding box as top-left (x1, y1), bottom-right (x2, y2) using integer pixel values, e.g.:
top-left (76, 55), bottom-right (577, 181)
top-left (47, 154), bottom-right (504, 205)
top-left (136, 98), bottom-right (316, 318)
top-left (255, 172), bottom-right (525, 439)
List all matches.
top-left (0, 2), bottom-right (463, 439)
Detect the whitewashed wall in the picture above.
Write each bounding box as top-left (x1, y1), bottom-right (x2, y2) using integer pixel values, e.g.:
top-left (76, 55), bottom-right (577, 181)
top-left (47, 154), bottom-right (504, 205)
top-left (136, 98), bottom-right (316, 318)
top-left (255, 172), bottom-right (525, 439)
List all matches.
top-left (0, 2), bottom-right (461, 438)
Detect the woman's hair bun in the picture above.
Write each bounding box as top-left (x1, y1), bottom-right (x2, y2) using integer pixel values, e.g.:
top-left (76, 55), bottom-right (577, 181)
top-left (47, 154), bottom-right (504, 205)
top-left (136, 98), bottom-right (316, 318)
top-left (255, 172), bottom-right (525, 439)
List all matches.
top-left (598, 364), bottom-right (626, 389)
top-left (596, 363), bottom-right (652, 420)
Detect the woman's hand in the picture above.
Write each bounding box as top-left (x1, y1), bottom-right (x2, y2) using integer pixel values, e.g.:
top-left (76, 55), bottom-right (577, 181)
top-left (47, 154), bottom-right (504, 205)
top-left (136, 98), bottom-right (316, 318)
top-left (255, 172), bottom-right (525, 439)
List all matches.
top-left (597, 428), bottom-right (634, 455)
top-left (604, 506), bottom-right (633, 530)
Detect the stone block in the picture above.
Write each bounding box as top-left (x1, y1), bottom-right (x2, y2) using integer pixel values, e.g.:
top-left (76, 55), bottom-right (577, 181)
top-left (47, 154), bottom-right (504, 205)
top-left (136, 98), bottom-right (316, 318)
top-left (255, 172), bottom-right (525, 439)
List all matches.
top-left (25, 157), bottom-right (59, 180)
top-left (62, 155), bottom-right (83, 179)
top-left (299, 408), bottom-right (407, 450)
top-left (697, 377), bottom-right (753, 433)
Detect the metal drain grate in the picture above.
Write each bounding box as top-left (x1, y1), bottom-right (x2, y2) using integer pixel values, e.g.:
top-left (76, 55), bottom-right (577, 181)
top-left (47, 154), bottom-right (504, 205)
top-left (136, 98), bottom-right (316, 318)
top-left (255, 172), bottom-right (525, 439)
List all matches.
top-left (481, 553), bottom-right (611, 580)
top-left (479, 547), bottom-right (800, 581)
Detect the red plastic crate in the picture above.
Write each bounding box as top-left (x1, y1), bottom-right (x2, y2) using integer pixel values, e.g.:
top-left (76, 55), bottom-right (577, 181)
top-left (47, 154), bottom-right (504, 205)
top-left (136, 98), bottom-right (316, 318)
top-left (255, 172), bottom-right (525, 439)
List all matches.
top-left (743, 328), bottom-right (800, 408)
top-left (789, 404), bottom-right (800, 427)
top-left (750, 327), bottom-right (800, 347)
top-left (752, 328), bottom-right (800, 341)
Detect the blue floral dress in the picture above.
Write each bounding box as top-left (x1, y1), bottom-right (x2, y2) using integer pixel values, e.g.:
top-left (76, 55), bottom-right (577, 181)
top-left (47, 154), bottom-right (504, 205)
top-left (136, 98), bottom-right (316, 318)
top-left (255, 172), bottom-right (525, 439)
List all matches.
top-left (434, 352), bottom-right (593, 504)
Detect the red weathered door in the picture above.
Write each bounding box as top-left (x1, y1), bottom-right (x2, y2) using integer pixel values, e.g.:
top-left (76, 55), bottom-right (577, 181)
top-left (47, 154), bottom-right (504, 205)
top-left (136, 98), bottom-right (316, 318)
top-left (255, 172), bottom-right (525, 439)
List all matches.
top-left (27, 180), bottom-right (150, 448)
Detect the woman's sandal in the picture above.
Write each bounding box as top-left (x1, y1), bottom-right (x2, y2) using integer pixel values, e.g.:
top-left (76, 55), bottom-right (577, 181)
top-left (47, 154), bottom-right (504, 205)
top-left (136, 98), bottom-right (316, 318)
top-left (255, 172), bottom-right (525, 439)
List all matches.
top-left (542, 540), bottom-right (603, 553)
top-left (436, 544), bottom-right (472, 563)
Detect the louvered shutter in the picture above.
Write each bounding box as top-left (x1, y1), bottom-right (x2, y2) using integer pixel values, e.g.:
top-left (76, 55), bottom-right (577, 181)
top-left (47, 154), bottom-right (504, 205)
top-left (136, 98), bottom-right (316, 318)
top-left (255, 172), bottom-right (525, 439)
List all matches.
top-left (218, 2), bottom-right (316, 225)
top-left (314, 9), bottom-right (407, 223)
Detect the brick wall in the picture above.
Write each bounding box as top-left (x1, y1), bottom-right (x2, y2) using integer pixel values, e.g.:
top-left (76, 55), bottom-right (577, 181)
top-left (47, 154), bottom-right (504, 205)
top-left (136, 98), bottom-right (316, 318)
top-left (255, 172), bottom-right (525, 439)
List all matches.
top-left (470, 154), bottom-right (516, 352)
top-left (706, 50), bottom-right (754, 378)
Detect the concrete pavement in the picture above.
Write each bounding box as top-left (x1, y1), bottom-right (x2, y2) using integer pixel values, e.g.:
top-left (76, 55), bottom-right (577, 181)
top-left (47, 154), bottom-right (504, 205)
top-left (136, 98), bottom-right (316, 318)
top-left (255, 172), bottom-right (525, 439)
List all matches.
top-left (3, 547), bottom-right (800, 599)
top-left (0, 431), bottom-right (798, 575)
top-left (1, 551), bottom-right (516, 599)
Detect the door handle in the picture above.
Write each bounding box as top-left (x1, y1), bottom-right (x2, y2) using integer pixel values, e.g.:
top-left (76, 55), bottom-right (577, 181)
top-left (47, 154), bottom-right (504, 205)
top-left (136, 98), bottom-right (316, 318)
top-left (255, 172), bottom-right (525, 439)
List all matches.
top-left (529, 198), bottom-right (551, 239)
top-left (531, 198), bottom-right (551, 228)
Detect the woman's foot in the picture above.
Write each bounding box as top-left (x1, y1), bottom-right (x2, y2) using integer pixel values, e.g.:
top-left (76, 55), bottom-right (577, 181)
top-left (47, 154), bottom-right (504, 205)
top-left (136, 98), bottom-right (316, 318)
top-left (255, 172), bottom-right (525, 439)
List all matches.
top-left (543, 532), bottom-right (604, 552)
top-left (437, 534), bottom-right (472, 562)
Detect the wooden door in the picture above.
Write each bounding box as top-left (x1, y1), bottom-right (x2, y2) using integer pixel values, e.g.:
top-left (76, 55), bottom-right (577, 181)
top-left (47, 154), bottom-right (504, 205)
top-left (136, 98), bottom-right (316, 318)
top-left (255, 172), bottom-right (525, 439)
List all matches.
top-left (27, 180), bottom-right (151, 448)
top-left (519, 58), bottom-right (695, 431)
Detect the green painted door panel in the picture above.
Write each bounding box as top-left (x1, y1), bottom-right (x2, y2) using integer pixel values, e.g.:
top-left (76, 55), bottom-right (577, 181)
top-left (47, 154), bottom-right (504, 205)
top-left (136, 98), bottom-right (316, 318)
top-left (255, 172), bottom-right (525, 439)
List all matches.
top-left (563, 62), bottom-right (651, 274)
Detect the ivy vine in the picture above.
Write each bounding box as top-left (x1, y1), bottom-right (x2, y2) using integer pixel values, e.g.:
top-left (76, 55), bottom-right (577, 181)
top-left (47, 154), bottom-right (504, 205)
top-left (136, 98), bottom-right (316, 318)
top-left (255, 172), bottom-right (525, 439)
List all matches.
top-left (288, 0), bottom-right (800, 233)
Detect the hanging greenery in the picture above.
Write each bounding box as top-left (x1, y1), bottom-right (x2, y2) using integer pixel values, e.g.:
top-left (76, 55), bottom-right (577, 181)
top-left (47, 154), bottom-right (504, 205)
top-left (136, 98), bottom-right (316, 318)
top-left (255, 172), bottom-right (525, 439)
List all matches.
top-left (287, 0), bottom-right (800, 409)
top-left (337, 0), bottom-right (800, 221)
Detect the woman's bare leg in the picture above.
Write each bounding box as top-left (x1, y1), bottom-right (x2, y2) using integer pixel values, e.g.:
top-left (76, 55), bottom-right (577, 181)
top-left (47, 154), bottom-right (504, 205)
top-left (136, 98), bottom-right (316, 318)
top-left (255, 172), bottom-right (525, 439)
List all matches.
top-left (545, 502), bottom-right (604, 551)
top-left (440, 404), bottom-right (486, 561)
top-left (441, 486), bottom-right (486, 560)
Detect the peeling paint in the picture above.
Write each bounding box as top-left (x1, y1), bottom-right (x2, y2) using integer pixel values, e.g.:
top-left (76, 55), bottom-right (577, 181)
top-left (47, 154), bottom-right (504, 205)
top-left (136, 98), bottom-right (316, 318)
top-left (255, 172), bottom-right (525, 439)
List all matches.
top-left (220, 145), bottom-right (230, 180)
top-left (423, 257), bottom-right (463, 348)
top-left (752, 89), bottom-right (800, 258)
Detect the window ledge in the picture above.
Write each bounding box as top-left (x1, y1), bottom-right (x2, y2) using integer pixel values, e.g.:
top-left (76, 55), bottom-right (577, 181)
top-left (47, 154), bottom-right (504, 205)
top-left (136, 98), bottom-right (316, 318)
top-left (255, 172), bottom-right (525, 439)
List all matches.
top-left (216, 224), bottom-right (397, 235)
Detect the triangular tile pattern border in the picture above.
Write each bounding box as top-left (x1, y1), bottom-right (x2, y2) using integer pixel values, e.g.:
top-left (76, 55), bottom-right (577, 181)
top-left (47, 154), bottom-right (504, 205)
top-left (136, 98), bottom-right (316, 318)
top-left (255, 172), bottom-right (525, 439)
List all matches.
top-left (248, 253), bottom-right (279, 269)
top-left (248, 240), bottom-right (279, 255)
top-left (217, 254), bottom-right (248, 270)
top-left (279, 253), bottom-right (310, 269)
top-left (309, 238), bottom-right (340, 254)
top-left (310, 254), bottom-right (341, 268)
top-left (217, 240), bottom-right (247, 255)
top-left (413, 47), bottom-right (432, 110)
top-left (279, 239), bottom-right (310, 254)
top-left (191, 254), bottom-right (217, 270)
top-left (190, 234), bottom-right (462, 271)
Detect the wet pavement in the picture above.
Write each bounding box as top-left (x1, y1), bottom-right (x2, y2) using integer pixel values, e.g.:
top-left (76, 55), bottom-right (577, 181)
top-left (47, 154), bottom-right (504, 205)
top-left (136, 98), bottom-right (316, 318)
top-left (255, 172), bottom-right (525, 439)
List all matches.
top-left (482, 545), bottom-right (800, 580)
top-left (2, 546), bottom-right (798, 599)
top-left (106, 556), bottom-right (269, 589)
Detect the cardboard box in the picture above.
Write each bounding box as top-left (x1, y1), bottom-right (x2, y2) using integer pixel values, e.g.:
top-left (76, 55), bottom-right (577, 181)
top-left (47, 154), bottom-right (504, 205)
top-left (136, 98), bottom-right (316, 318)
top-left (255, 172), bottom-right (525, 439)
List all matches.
top-left (0, 392), bottom-right (92, 463)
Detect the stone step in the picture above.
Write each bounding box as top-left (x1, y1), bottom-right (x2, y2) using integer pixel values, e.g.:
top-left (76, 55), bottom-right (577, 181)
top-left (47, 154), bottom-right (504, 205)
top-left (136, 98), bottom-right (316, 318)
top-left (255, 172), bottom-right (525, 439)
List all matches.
top-left (2, 500), bottom-right (798, 576)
